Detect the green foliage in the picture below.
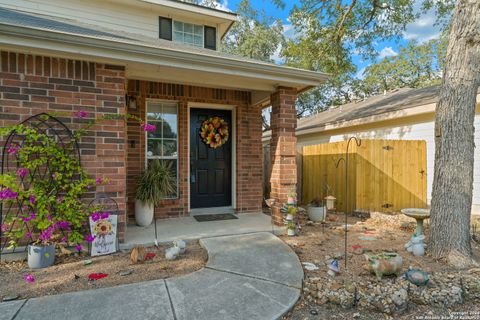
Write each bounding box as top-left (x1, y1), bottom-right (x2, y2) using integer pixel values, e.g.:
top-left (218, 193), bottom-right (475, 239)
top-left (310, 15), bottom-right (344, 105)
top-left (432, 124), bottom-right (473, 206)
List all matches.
top-left (287, 205), bottom-right (299, 216)
top-left (135, 159), bottom-right (176, 206)
top-left (221, 0), bottom-right (284, 62)
top-left (361, 37), bottom-right (448, 95)
top-left (277, 0), bottom-right (453, 115)
top-left (0, 124), bottom-right (96, 248)
top-left (0, 112), bottom-right (149, 249)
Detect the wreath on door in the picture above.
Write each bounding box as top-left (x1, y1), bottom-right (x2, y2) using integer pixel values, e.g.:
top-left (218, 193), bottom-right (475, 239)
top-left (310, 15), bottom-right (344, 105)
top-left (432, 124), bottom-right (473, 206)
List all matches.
top-left (200, 116), bottom-right (229, 149)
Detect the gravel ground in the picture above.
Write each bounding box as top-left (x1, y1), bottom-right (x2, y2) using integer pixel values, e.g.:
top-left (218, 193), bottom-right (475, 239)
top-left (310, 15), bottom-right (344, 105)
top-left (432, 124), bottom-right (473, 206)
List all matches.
top-left (0, 241), bottom-right (207, 301)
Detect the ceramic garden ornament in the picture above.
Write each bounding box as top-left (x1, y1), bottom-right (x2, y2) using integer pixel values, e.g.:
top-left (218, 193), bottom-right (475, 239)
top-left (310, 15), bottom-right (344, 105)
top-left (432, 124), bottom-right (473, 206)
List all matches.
top-left (365, 252), bottom-right (403, 280)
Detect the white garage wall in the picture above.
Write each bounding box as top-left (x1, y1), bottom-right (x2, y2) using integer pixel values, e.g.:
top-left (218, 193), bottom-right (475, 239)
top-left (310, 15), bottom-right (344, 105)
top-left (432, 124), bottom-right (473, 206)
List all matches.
top-left (297, 114), bottom-right (480, 213)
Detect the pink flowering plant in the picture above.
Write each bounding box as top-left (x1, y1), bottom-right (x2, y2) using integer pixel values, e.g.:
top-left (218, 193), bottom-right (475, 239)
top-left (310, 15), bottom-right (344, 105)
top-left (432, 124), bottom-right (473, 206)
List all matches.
top-left (0, 111), bottom-right (149, 250)
top-left (0, 125), bottom-right (98, 249)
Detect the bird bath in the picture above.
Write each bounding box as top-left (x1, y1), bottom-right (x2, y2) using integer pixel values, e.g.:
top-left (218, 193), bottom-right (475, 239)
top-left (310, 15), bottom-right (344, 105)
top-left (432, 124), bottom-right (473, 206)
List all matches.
top-left (401, 208), bottom-right (430, 236)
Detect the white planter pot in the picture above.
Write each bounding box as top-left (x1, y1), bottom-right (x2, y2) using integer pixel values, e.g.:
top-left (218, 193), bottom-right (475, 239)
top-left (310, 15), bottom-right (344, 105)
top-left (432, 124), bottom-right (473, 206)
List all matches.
top-left (308, 206), bottom-right (325, 222)
top-left (286, 214), bottom-right (294, 221)
top-left (28, 244), bottom-right (55, 269)
top-left (287, 228), bottom-right (295, 236)
top-left (135, 199), bottom-right (154, 227)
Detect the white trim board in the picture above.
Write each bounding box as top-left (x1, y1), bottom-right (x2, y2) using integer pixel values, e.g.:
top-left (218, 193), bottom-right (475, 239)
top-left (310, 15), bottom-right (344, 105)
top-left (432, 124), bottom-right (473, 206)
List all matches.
top-left (187, 102), bottom-right (237, 213)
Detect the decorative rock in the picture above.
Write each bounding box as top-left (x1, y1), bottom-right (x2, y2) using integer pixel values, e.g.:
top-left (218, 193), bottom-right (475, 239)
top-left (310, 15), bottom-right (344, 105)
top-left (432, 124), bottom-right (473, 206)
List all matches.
top-left (391, 288), bottom-right (408, 307)
top-left (344, 281), bottom-right (356, 294)
top-left (173, 240), bottom-right (186, 254)
top-left (83, 260), bottom-right (93, 265)
top-left (119, 270), bottom-right (134, 276)
top-left (165, 246), bottom-right (180, 260)
top-left (2, 295), bottom-right (19, 302)
top-left (309, 309), bottom-right (318, 316)
top-left (333, 252), bottom-right (344, 260)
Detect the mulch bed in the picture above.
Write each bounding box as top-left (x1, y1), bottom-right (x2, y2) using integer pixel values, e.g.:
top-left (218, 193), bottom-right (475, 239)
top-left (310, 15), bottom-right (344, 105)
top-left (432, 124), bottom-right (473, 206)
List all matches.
top-left (0, 241), bottom-right (207, 301)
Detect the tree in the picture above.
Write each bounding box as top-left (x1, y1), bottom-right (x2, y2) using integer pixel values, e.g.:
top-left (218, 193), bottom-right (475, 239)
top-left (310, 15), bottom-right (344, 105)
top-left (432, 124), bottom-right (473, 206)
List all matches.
top-left (221, 0), bottom-right (284, 62)
top-left (220, 0), bottom-right (285, 130)
top-left (362, 37), bottom-right (447, 95)
top-left (280, 0), bottom-right (452, 115)
top-left (429, 0), bottom-right (480, 267)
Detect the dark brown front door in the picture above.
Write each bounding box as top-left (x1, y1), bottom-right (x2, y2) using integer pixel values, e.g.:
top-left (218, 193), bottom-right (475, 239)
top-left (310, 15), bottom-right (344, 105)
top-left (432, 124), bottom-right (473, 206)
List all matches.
top-left (190, 108), bottom-right (232, 208)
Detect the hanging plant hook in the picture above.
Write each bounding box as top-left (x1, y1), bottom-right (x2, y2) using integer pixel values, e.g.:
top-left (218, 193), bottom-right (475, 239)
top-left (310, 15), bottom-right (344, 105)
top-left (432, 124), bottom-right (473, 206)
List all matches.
top-left (334, 136), bottom-right (361, 272)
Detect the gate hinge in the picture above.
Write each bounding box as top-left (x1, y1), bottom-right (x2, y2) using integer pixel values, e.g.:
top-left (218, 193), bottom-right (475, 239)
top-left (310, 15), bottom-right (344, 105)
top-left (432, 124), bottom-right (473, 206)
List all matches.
top-left (382, 145), bottom-right (393, 151)
top-left (382, 203), bottom-right (393, 209)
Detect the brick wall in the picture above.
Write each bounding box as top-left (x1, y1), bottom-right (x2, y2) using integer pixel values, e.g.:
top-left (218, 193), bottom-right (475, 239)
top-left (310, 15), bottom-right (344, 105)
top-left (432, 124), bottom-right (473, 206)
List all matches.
top-left (0, 51), bottom-right (128, 241)
top-left (270, 87), bottom-right (298, 225)
top-left (126, 80), bottom-right (263, 219)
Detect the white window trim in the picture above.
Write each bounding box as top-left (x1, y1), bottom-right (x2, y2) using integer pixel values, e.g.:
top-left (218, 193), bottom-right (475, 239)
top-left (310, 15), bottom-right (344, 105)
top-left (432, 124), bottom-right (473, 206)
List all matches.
top-left (145, 99), bottom-right (180, 199)
top-left (172, 20), bottom-right (204, 48)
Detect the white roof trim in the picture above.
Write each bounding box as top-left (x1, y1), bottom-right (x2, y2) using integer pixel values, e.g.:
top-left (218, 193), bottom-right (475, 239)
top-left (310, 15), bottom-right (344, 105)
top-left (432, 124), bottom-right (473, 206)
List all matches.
top-left (262, 95), bottom-right (480, 142)
top-left (139, 0), bottom-right (237, 20)
top-left (0, 24), bottom-right (329, 90)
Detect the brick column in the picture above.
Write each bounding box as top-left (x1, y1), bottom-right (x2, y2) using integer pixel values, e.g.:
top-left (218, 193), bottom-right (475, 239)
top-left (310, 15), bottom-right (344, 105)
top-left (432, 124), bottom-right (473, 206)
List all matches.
top-left (269, 87), bottom-right (297, 225)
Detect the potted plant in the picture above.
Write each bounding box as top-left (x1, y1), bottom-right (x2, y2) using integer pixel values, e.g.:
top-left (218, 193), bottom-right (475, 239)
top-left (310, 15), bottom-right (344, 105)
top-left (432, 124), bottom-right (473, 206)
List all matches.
top-left (0, 124), bottom-right (97, 268)
top-left (287, 187), bottom-right (297, 206)
top-left (135, 159), bottom-right (176, 226)
top-left (308, 197), bottom-right (326, 222)
top-left (283, 205), bottom-right (298, 236)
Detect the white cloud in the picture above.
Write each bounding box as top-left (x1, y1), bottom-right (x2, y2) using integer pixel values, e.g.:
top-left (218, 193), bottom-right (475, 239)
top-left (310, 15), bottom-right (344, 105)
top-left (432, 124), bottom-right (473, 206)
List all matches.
top-left (270, 24), bottom-right (296, 64)
top-left (378, 47), bottom-right (398, 59)
top-left (215, 0), bottom-right (230, 12)
top-left (403, 5), bottom-right (442, 43)
top-left (200, 0), bottom-right (231, 12)
top-left (355, 67), bottom-right (366, 80)
top-left (282, 24), bottom-right (295, 40)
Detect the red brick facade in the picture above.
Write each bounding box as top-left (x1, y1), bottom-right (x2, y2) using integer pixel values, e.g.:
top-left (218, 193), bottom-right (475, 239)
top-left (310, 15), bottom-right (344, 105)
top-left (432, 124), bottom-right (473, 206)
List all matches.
top-left (0, 51), bottom-right (128, 240)
top-left (269, 87), bottom-right (298, 225)
top-left (0, 50), bottom-right (274, 241)
top-left (126, 80), bottom-right (263, 219)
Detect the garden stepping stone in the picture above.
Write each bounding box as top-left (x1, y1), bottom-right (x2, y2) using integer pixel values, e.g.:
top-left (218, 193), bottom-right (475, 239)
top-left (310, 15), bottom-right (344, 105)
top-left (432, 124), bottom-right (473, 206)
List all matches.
top-left (119, 270), bottom-right (133, 276)
top-left (2, 295), bottom-right (19, 302)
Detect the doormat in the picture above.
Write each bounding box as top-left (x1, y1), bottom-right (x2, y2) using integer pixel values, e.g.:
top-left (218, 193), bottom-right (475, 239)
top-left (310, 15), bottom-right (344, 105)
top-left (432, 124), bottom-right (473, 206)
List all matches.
top-left (193, 213), bottom-right (238, 222)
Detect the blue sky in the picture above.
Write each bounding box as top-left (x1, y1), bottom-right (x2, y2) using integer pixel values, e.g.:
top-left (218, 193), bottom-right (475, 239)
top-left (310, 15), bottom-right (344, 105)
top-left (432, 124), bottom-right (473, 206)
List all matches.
top-left (215, 0), bottom-right (442, 78)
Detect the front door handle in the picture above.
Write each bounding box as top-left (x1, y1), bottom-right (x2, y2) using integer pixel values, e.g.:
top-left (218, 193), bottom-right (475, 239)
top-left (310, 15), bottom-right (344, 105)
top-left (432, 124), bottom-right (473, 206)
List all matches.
top-left (191, 173), bottom-right (196, 183)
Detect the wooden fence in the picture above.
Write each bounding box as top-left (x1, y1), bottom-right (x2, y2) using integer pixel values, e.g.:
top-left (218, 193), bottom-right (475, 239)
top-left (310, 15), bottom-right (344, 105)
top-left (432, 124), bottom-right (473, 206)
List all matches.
top-left (302, 139), bottom-right (427, 212)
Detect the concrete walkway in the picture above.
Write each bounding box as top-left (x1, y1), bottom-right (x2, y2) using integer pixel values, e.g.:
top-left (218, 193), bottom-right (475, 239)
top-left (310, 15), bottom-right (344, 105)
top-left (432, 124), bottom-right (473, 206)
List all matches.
top-left (121, 212), bottom-right (284, 250)
top-left (0, 232), bottom-right (302, 320)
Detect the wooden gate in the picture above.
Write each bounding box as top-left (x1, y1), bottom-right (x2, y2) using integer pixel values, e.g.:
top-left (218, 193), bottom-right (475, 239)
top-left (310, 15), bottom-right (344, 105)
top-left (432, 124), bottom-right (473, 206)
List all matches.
top-left (302, 139), bottom-right (427, 212)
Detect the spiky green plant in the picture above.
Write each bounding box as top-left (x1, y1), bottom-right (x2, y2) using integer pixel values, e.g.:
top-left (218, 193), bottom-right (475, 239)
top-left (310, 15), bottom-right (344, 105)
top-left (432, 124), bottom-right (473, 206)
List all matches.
top-left (135, 159), bottom-right (176, 206)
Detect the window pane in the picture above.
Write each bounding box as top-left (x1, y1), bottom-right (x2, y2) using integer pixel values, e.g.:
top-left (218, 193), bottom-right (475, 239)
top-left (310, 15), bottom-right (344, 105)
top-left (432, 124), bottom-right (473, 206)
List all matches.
top-left (162, 105), bottom-right (177, 139)
top-left (162, 139), bottom-right (177, 157)
top-left (147, 139), bottom-right (162, 157)
top-left (173, 21), bottom-right (183, 32)
top-left (146, 101), bottom-right (179, 199)
top-left (194, 25), bottom-right (203, 35)
top-left (146, 122), bottom-right (162, 139)
top-left (184, 23), bottom-right (193, 33)
top-left (184, 33), bottom-right (193, 45)
top-left (194, 35), bottom-right (203, 47)
top-left (173, 31), bottom-right (183, 42)
top-left (147, 103), bottom-right (162, 120)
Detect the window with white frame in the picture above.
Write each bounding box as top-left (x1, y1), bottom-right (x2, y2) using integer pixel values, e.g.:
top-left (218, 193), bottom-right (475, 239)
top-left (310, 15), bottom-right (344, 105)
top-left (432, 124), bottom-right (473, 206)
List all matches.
top-left (146, 101), bottom-right (178, 198)
top-left (173, 21), bottom-right (204, 48)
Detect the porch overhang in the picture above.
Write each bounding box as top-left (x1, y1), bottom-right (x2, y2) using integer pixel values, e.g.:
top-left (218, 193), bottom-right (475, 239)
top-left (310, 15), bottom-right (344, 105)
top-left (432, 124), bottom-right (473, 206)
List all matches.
top-left (0, 23), bottom-right (329, 105)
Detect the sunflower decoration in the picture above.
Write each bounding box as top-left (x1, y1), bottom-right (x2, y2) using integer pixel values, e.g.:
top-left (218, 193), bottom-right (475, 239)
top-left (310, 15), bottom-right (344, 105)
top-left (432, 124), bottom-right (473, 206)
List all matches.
top-left (200, 116), bottom-right (229, 149)
top-left (93, 220), bottom-right (113, 237)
